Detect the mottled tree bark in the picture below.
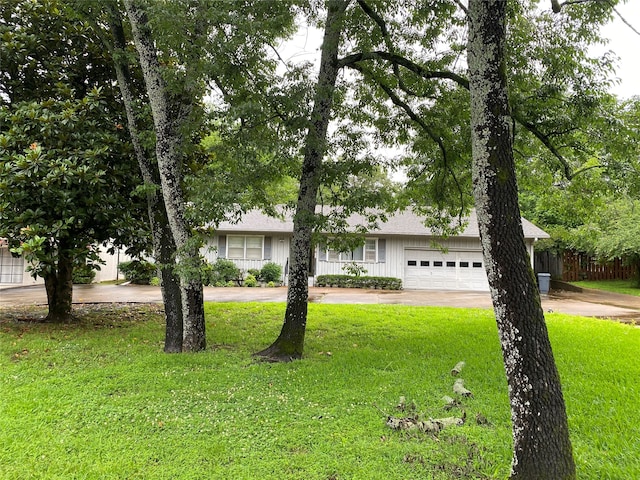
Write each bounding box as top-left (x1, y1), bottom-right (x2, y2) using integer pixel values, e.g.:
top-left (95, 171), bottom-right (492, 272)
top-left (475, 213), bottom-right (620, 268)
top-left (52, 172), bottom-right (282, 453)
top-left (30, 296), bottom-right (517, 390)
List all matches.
top-left (44, 247), bottom-right (73, 322)
top-left (253, 0), bottom-right (349, 362)
top-left (124, 0), bottom-right (205, 352)
top-left (467, 1), bottom-right (576, 478)
top-left (107, 6), bottom-right (184, 353)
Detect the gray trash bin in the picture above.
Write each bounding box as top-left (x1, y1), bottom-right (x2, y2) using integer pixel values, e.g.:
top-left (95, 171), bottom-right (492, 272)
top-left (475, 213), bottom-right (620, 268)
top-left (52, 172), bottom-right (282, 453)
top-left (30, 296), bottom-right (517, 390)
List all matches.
top-left (537, 273), bottom-right (551, 294)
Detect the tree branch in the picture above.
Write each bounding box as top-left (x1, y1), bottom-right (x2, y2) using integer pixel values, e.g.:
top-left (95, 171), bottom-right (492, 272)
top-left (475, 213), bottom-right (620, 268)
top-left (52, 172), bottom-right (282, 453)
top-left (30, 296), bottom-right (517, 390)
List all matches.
top-left (452, 0), bottom-right (469, 16)
top-left (340, 47), bottom-right (584, 181)
top-left (345, 62), bottom-right (465, 213)
top-left (552, 0), bottom-right (640, 36)
top-left (338, 50), bottom-right (470, 88)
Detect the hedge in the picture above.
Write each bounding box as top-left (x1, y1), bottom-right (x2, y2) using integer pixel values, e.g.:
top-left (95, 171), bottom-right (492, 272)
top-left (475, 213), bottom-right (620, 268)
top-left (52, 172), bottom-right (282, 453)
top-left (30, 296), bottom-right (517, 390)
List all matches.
top-left (315, 274), bottom-right (402, 290)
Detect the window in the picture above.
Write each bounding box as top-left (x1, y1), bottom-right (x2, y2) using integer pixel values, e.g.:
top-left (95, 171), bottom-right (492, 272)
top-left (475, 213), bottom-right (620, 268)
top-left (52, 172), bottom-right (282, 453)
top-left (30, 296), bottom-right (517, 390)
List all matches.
top-left (322, 238), bottom-right (378, 263)
top-left (473, 262), bottom-right (483, 268)
top-left (446, 261), bottom-right (456, 267)
top-left (227, 235), bottom-right (263, 260)
top-left (408, 260), bottom-right (417, 266)
top-left (365, 239), bottom-right (377, 262)
top-left (420, 261), bottom-right (429, 267)
top-left (434, 261), bottom-right (443, 267)
top-left (460, 261), bottom-right (469, 268)
top-left (0, 246), bottom-right (24, 284)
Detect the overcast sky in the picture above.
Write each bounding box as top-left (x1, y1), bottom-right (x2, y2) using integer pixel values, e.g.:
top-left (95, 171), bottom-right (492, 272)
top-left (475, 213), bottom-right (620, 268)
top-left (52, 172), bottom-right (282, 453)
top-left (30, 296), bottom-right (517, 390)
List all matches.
top-left (599, 1), bottom-right (639, 98)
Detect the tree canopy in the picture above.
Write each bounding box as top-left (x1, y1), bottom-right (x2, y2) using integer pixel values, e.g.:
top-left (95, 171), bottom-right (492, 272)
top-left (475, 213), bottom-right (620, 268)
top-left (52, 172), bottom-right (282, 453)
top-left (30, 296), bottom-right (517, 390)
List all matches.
top-left (0, 0), bottom-right (148, 320)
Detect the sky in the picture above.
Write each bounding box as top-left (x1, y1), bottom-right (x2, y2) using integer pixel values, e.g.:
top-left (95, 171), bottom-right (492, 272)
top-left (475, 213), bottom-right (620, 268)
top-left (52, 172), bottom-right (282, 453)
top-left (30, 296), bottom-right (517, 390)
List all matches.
top-left (598, 1), bottom-right (639, 98)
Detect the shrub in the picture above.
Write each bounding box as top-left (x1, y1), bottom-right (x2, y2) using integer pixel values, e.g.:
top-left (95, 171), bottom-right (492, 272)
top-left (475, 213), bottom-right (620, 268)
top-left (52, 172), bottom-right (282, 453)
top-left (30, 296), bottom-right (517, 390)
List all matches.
top-left (247, 268), bottom-right (261, 279)
top-left (260, 262), bottom-right (283, 283)
top-left (315, 274), bottom-right (402, 290)
top-left (204, 259), bottom-right (241, 286)
top-left (244, 273), bottom-right (258, 287)
top-left (267, 281), bottom-right (276, 288)
top-left (150, 277), bottom-right (160, 286)
top-left (72, 263), bottom-right (96, 284)
top-left (118, 260), bottom-right (157, 285)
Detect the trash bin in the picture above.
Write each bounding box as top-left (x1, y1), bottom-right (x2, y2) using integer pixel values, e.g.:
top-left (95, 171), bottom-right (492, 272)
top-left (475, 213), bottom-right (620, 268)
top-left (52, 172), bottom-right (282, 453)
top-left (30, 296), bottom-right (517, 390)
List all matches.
top-left (537, 273), bottom-right (551, 294)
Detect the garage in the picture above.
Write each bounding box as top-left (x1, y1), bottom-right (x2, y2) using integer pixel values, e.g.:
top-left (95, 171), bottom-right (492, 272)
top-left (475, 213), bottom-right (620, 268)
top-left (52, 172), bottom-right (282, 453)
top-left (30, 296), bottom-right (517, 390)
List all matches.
top-left (403, 248), bottom-right (489, 291)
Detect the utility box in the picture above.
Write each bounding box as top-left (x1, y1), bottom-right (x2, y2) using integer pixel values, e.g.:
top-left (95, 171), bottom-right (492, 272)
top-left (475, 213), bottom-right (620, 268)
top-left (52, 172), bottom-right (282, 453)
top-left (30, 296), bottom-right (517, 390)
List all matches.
top-left (537, 273), bottom-right (551, 294)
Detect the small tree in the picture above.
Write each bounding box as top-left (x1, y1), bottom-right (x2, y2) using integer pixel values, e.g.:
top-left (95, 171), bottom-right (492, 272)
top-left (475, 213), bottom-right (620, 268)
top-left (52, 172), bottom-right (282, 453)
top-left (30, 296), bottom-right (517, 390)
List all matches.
top-left (342, 262), bottom-right (368, 277)
top-left (0, 92), bottom-right (146, 321)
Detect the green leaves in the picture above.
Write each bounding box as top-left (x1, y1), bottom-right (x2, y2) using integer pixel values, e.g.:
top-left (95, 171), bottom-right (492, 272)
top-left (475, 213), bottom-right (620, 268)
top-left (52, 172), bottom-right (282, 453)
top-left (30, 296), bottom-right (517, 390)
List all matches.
top-left (0, 87), bottom-right (147, 280)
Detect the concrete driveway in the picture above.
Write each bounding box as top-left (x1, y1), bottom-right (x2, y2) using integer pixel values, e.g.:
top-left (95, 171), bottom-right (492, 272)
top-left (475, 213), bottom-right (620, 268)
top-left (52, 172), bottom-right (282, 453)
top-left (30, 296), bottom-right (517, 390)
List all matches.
top-left (2, 283), bottom-right (640, 321)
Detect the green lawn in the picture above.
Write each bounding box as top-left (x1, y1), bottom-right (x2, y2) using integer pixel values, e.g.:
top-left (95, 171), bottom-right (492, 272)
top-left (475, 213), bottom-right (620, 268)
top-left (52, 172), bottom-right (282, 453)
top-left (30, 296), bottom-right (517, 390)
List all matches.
top-left (1, 303), bottom-right (638, 479)
top-left (572, 279), bottom-right (640, 296)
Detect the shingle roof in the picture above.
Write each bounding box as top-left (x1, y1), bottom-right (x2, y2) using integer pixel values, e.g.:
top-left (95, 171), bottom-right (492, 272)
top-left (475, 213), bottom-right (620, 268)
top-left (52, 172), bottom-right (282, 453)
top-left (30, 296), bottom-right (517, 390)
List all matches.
top-left (215, 207), bottom-right (550, 240)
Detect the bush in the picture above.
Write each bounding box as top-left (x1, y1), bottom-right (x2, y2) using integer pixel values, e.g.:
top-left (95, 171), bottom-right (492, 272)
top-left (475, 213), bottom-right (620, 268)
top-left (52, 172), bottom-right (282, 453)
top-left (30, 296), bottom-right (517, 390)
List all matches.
top-left (315, 274), bottom-right (402, 290)
top-left (72, 263), bottom-right (96, 284)
top-left (260, 262), bottom-right (283, 283)
top-left (118, 260), bottom-right (157, 285)
top-left (204, 259), bottom-right (241, 286)
top-left (247, 268), bottom-right (261, 279)
top-left (244, 273), bottom-right (258, 287)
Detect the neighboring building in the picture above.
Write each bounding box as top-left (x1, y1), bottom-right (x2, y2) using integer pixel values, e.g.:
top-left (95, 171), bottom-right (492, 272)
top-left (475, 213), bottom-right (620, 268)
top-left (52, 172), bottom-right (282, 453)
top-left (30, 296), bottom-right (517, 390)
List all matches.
top-left (204, 208), bottom-right (550, 292)
top-left (0, 238), bottom-right (35, 286)
top-left (0, 239), bottom-right (131, 287)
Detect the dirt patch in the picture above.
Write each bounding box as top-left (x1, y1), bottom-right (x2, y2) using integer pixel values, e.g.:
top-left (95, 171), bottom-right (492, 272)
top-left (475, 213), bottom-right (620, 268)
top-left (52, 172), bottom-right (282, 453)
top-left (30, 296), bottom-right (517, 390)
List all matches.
top-left (0, 303), bottom-right (164, 328)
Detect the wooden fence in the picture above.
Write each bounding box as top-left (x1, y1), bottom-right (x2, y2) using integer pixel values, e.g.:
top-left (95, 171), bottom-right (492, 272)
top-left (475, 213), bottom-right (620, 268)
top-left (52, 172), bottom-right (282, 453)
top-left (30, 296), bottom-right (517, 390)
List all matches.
top-left (535, 250), bottom-right (636, 282)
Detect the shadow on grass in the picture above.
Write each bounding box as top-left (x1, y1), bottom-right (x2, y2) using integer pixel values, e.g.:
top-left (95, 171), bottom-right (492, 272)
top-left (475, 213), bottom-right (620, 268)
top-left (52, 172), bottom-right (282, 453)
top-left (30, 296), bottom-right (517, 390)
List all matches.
top-left (0, 303), bottom-right (164, 330)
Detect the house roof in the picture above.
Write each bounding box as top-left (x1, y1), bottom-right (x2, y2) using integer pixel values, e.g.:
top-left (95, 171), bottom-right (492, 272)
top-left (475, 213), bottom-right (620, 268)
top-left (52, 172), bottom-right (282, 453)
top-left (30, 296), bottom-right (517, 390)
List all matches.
top-left (215, 207), bottom-right (550, 240)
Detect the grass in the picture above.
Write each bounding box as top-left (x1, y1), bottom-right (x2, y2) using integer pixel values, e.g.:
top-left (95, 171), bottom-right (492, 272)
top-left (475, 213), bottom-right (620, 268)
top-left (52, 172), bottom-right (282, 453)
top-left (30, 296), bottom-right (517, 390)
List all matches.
top-left (571, 279), bottom-right (640, 296)
top-left (1, 302), bottom-right (638, 479)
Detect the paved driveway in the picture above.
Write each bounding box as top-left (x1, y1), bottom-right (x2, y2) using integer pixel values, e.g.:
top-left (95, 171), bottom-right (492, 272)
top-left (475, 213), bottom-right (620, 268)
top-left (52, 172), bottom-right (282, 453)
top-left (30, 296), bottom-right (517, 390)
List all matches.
top-left (2, 284), bottom-right (640, 321)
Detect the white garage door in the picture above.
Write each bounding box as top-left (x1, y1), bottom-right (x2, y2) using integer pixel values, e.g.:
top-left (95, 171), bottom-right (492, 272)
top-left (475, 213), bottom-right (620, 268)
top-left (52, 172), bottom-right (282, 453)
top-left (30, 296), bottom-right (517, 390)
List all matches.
top-left (403, 248), bottom-right (489, 291)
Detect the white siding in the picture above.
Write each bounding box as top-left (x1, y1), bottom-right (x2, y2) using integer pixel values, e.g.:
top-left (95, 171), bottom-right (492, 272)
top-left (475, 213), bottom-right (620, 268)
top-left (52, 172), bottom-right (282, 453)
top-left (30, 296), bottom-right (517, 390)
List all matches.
top-left (204, 235), bottom-right (291, 275)
top-left (95, 245), bottom-right (133, 283)
top-left (0, 246), bottom-right (39, 286)
top-left (202, 234), bottom-right (540, 292)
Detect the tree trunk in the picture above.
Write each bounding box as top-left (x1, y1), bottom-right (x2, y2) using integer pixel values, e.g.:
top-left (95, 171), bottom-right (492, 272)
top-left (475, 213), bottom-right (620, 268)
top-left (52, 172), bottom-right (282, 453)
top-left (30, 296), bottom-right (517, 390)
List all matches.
top-left (106, 6), bottom-right (184, 353)
top-left (124, 0), bottom-right (206, 352)
top-left (44, 250), bottom-right (73, 322)
top-left (156, 219), bottom-right (184, 353)
top-left (467, 2), bottom-right (576, 478)
top-left (253, 0), bottom-right (349, 362)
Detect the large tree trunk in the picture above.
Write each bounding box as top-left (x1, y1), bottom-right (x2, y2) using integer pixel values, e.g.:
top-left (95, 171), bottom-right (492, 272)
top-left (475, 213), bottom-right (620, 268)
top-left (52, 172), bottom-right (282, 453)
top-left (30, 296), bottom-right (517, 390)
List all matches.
top-left (467, 2), bottom-right (576, 478)
top-left (124, 0), bottom-right (205, 352)
top-left (106, 6), bottom-right (184, 353)
top-left (44, 249), bottom-right (73, 322)
top-left (253, 0), bottom-right (348, 362)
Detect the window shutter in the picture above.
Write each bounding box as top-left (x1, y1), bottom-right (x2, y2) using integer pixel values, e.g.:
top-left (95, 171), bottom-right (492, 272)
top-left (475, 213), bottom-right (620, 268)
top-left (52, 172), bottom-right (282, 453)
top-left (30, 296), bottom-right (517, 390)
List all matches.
top-left (378, 239), bottom-right (386, 263)
top-left (218, 235), bottom-right (226, 258)
top-left (264, 236), bottom-right (272, 260)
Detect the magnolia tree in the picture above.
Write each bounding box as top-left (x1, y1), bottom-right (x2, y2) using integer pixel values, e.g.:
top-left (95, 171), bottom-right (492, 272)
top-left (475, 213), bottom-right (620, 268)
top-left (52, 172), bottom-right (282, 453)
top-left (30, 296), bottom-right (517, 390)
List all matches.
top-left (0, 91), bottom-right (146, 321)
